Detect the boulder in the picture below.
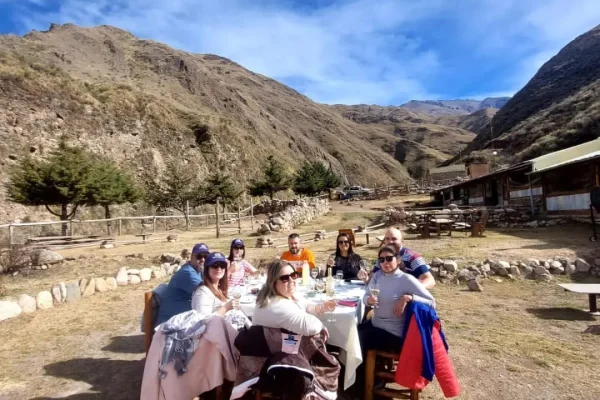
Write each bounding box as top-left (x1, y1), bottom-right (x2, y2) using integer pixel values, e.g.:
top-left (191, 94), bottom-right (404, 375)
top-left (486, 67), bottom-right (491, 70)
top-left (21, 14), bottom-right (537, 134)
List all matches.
top-left (0, 301), bottom-right (22, 321)
top-left (550, 266), bottom-right (564, 275)
top-left (457, 269), bottom-right (473, 282)
top-left (271, 217), bottom-right (285, 226)
top-left (181, 249), bottom-right (191, 260)
top-left (100, 240), bottom-right (114, 249)
top-left (81, 278), bottom-right (96, 297)
top-left (550, 261), bottom-right (562, 270)
top-left (36, 291), bottom-right (53, 310)
top-left (129, 275), bottom-right (141, 285)
top-left (535, 274), bottom-right (552, 282)
top-left (480, 263), bottom-right (491, 273)
top-left (509, 265), bottom-right (520, 276)
top-left (105, 277), bottom-right (118, 290)
top-left (17, 294), bottom-right (36, 313)
top-left (564, 264), bottom-right (577, 275)
top-left (575, 258), bottom-right (590, 272)
top-left (166, 234), bottom-right (178, 242)
top-left (127, 269), bottom-right (141, 275)
top-left (528, 259), bottom-right (540, 266)
top-left (431, 258), bottom-right (444, 267)
top-left (443, 261), bottom-right (457, 272)
top-left (153, 269), bottom-right (166, 279)
top-left (160, 253), bottom-right (178, 264)
top-left (34, 249), bottom-right (64, 265)
top-left (95, 278), bottom-right (108, 292)
top-left (521, 266), bottom-right (534, 276)
top-left (65, 282), bottom-right (81, 302)
top-left (528, 221), bottom-right (539, 228)
top-left (51, 283), bottom-right (66, 304)
top-left (534, 266), bottom-right (548, 275)
top-left (139, 268), bottom-right (152, 281)
top-left (116, 267), bottom-right (128, 285)
top-left (468, 279), bottom-right (483, 292)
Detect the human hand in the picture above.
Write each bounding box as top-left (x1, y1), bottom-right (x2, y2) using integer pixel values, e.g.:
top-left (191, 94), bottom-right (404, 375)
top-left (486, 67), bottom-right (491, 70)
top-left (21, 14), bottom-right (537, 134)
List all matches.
top-left (367, 295), bottom-right (378, 307)
top-left (320, 327), bottom-right (329, 342)
top-left (357, 269), bottom-right (368, 282)
top-left (393, 295), bottom-right (412, 317)
top-left (225, 299), bottom-right (234, 311)
top-left (323, 299), bottom-right (337, 312)
top-left (326, 255), bottom-right (335, 266)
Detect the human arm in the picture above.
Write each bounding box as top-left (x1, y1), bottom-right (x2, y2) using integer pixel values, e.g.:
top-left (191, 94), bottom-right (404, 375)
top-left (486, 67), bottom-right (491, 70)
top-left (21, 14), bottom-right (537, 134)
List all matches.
top-left (175, 266), bottom-right (202, 295)
top-left (409, 256), bottom-right (436, 289)
top-left (418, 271), bottom-right (436, 289)
top-left (242, 260), bottom-right (259, 276)
top-left (256, 298), bottom-right (324, 336)
top-left (362, 273), bottom-right (379, 306)
top-left (192, 287), bottom-right (233, 316)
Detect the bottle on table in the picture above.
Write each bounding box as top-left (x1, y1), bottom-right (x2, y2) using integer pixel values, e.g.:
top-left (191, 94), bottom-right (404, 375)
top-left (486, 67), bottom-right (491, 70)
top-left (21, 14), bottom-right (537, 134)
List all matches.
top-left (302, 260), bottom-right (310, 286)
top-left (325, 265), bottom-right (334, 296)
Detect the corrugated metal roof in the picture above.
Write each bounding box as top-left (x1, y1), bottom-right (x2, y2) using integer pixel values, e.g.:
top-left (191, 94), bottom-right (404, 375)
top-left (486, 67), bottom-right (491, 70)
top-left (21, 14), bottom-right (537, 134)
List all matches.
top-left (530, 138), bottom-right (600, 172)
top-left (529, 150), bottom-right (600, 174)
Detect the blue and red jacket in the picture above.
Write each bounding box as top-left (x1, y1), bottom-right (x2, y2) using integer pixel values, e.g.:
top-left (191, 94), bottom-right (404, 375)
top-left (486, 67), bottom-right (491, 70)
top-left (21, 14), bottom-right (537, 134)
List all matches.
top-left (394, 302), bottom-right (461, 398)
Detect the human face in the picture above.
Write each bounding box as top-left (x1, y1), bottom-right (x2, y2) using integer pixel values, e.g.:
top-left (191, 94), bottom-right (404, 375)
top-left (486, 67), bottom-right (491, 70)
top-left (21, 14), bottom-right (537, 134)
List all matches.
top-left (191, 252), bottom-right (209, 271)
top-left (207, 262), bottom-right (227, 283)
top-left (337, 237), bottom-right (350, 252)
top-left (378, 251), bottom-right (398, 273)
top-left (384, 228), bottom-right (402, 252)
top-left (232, 246), bottom-right (244, 260)
top-left (288, 237), bottom-right (301, 255)
top-left (275, 265), bottom-right (299, 298)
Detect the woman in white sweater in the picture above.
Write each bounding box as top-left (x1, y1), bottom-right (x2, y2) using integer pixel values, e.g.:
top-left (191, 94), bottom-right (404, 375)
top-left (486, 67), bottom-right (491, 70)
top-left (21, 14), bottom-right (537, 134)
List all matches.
top-left (252, 260), bottom-right (335, 339)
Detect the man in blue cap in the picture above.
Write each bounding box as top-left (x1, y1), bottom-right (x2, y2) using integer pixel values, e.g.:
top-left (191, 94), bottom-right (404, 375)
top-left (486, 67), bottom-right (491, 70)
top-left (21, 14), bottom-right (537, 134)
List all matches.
top-left (155, 243), bottom-right (210, 326)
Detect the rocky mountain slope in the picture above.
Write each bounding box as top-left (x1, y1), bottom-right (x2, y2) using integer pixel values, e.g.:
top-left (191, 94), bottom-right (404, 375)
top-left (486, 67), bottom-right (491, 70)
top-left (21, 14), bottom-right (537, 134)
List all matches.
top-left (399, 97), bottom-right (509, 116)
top-left (463, 24), bottom-right (600, 162)
top-left (0, 23), bottom-right (418, 222)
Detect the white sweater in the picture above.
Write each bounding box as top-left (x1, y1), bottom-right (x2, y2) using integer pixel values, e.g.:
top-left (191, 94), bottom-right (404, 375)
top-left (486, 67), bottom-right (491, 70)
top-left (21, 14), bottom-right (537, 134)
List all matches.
top-left (252, 296), bottom-right (323, 336)
top-left (191, 286), bottom-right (224, 315)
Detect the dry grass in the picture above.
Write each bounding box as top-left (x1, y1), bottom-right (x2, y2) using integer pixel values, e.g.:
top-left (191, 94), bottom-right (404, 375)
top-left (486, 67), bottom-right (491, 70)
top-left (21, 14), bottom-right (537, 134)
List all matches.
top-left (1, 198), bottom-right (600, 399)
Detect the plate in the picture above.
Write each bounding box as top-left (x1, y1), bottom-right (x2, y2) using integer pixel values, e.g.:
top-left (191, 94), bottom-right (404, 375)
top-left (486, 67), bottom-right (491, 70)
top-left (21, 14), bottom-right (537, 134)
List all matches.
top-left (349, 280), bottom-right (366, 285)
top-left (240, 296), bottom-right (255, 304)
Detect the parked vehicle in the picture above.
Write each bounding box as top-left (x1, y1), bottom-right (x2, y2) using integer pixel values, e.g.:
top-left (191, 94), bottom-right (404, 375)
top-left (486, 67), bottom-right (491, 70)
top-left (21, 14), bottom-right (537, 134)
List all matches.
top-left (342, 185), bottom-right (374, 197)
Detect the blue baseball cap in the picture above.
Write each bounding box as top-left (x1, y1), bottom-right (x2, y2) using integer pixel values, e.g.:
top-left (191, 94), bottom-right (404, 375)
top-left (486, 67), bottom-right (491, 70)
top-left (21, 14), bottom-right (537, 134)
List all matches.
top-left (231, 238), bottom-right (245, 247)
top-left (205, 252), bottom-right (228, 267)
top-left (191, 243), bottom-right (210, 255)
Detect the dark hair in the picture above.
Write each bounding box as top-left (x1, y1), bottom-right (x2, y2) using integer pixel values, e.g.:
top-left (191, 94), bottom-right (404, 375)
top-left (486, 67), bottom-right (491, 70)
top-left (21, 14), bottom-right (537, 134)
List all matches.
top-left (228, 242), bottom-right (246, 262)
top-left (335, 233), bottom-right (355, 258)
top-left (201, 262), bottom-right (229, 301)
top-left (288, 233), bottom-right (300, 240)
top-left (378, 246), bottom-right (397, 258)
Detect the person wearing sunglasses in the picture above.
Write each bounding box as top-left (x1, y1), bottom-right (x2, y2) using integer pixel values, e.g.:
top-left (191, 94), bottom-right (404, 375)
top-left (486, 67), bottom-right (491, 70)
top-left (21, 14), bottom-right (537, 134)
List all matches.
top-left (371, 227), bottom-right (436, 289)
top-left (355, 245), bottom-right (436, 393)
top-left (326, 233), bottom-right (369, 281)
top-left (253, 260), bottom-right (333, 340)
top-left (156, 243), bottom-right (209, 326)
top-left (227, 239), bottom-right (259, 287)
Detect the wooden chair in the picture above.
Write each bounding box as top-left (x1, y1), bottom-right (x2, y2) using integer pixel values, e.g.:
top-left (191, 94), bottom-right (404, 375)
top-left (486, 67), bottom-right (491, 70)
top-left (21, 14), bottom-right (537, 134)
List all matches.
top-left (471, 210), bottom-right (489, 237)
top-left (338, 229), bottom-right (356, 247)
top-left (364, 350), bottom-right (420, 400)
top-left (143, 291), bottom-right (157, 354)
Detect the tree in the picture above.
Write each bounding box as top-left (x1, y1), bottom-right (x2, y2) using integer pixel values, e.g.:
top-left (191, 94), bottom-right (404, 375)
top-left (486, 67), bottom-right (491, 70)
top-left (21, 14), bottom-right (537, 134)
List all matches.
top-left (202, 171), bottom-right (243, 212)
top-left (6, 141), bottom-right (95, 235)
top-left (292, 161), bottom-right (341, 197)
top-left (247, 155), bottom-right (292, 199)
top-left (85, 160), bottom-right (142, 234)
top-left (145, 160), bottom-right (204, 230)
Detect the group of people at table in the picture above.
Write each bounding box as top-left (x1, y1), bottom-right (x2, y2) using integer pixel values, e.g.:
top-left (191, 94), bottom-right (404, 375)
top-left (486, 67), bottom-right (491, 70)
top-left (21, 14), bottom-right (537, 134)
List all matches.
top-left (147, 227), bottom-right (438, 398)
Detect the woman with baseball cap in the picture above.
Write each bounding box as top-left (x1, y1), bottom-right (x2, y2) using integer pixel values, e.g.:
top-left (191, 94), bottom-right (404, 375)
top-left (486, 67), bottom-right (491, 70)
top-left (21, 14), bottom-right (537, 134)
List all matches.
top-left (227, 238), bottom-right (259, 287)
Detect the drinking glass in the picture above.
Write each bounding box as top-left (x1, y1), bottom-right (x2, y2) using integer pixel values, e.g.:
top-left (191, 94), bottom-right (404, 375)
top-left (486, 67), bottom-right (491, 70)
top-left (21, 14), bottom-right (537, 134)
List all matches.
top-left (311, 268), bottom-right (319, 290)
top-left (335, 270), bottom-right (344, 282)
top-left (315, 279), bottom-right (325, 294)
top-left (359, 259), bottom-right (370, 273)
top-left (324, 296), bottom-right (337, 323)
top-left (232, 288), bottom-right (242, 309)
top-left (369, 282), bottom-right (380, 309)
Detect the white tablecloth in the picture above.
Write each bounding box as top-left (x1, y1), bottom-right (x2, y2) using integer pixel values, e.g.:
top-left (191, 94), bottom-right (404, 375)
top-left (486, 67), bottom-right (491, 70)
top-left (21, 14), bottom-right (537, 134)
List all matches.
top-left (238, 281), bottom-right (366, 390)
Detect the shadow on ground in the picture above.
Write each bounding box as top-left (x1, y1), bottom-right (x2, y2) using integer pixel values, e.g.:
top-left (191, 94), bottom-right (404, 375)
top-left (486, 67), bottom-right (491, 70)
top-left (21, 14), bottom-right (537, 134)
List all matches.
top-left (526, 307), bottom-right (597, 321)
top-left (29, 358), bottom-right (144, 400)
top-left (101, 334), bottom-right (145, 354)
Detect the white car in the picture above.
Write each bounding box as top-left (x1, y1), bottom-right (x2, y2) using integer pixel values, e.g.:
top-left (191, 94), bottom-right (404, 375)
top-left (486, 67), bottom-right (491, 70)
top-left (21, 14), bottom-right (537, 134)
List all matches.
top-left (343, 186), bottom-right (373, 197)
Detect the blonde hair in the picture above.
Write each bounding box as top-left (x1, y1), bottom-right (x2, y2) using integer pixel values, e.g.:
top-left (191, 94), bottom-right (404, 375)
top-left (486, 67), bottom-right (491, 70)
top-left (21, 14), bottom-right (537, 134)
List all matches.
top-left (256, 259), bottom-right (293, 308)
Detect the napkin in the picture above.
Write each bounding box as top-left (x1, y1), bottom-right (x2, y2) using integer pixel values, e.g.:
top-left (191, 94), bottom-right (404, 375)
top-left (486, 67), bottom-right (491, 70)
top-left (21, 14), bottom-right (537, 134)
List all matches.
top-left (338, 299), bottom-right (359, 307)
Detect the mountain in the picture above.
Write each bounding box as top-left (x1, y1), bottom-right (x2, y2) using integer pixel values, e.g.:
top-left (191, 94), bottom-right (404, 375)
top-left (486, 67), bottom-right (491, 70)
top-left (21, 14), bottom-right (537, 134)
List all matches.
top-left (399, 97), bottom-right (510, 116)
top-left (457, 24), bottom-right (600, 163)
top-left (329, 104), bottom-right (475, 177)
top-left (434, 108), bottom-right (498, 136)
top-left (0, 23), bottom-right (415, 222)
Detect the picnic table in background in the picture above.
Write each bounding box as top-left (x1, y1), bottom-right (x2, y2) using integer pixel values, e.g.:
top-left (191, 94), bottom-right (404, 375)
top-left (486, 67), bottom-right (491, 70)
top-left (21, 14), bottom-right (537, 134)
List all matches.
top-left (558, 283), bottom-right (600, 315)
top-left (416, 210), bottom-right (478, 237)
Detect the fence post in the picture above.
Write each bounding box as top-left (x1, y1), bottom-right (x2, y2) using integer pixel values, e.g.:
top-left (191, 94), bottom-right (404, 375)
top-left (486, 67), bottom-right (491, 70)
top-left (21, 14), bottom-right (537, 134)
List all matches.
top-left (152, 217), bottom-right (157, 233)
top-left (205, 215), bottom-right (208, 227)
top-left (250, 197), bottom-right (254, 231)
top-left (69, 220), bottom-right (74, 237)
top-left (118, 219), bottom-right (122, 236)
top-left (215, 199), bottom-right (221, 238)
top-left (237, 205), bottom-right (242, 234)
top-left (8, 224), bottom-right (14, 245)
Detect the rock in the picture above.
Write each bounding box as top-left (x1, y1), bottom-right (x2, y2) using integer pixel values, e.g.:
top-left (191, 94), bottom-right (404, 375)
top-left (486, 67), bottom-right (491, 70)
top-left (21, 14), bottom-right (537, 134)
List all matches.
top-left (493, 278), bottom-right (503, 283)
top-left (564, 264), bottom-right (577, 275)
top-left (167, 234), bottom-right (178, 242)
top-left (36, 291), bottom-right (53, 310)
top-left (271, 217), bottom-right (285, 226)
top-left (34, 249), bottom-right (64, 265)
top-left (496, 260), bottom-right (510, 270)
top-left (139, 268), bottom-right (152, 281)
top-left (95, 278), bottom-right (108, 292)
top-left (79, 277), bottom-right (88, 294)
top-left (17, 294), bottom-right (36, 313)
top-left (152, 269), bottom-right (166, 279)
top-left (81, 278), bottom-right (96, 297)
top-left (534, 266), bottom-right (548, 275)
top-left (595, 259), bottom-right (600, 267)
top-left (528, 221), bottom-right (539, 228)
top-left (535, 274), bottom-right (552, 282)
top-left (127, 269), bottom-right (141, 275)
top-left (480, 263), bottom-right (491, 273)
top-left (575, 258), bottom-right (590, 272)
top-left (521, 266), bottom-right (534, 276)
top-left (65, 282), bottom-right (81, 302)
top-left (0, 301), bottom-right (22, 321)
top-left (181, 249), bottom-right (190, 260)
top-left (105, 277), bottom-right (118, 290)
top-left (258, 224), bottom-right (271, 234)
top-left (160, 253), bottom-right (178, 264)
top-left (509, 265), bottom-right (520, 276)
top-left (100, 241), bottom-right (114, 249)
top-left (431, 258), bottom-right (444, 267)
top-left (51, 283), bottom-right (66, 304)
top-left (468, 278), bottom-right (483, 292)
top-left (551, 266), bottom-right (564, 275)
top-left (528, 259), bottom-right (540, 266)
top-left (129, 275), bottom-right (141, 285)
top-left (116, 267), bottom-right (128, 285)
top-left (550, 261), bottom-right (562, 270)
top-left (166, 264), bottom-right (177, 275)
top-left (458, 269), bottom-right (473, 282)
top-left (443, 261), bottom-right (457, 272)
top-left (41, 265), bottom-right (48, 270)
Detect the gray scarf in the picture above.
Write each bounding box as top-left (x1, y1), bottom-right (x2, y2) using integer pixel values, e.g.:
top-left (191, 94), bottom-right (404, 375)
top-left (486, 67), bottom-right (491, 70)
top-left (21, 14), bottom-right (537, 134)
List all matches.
top-left (159, 310), bottom-right (207, 378)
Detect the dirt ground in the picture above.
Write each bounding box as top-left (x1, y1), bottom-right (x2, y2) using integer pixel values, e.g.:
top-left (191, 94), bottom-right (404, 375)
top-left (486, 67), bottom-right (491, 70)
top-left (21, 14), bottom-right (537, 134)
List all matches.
top-left (1, 197), bottom-right (600, 399)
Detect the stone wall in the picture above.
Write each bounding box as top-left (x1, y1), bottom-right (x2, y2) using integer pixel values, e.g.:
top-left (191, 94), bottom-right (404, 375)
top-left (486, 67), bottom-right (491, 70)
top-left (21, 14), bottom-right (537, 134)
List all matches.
top-left (253, 199), bottom-right (305, 215)
top-left (256, 198), bottom-right (330, 235)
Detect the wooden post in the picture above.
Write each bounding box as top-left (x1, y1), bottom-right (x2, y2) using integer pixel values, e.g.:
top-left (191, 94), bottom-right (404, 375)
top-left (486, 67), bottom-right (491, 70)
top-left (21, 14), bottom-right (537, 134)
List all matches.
top-left (205, 215), bottom-right (208, 227)
top-left (250, 197), bottom-right (254, 230)
top-left (215, 199), bottom-right (221, 238)
top-left (69, 220), bottom-right (74, 237)
top-left (237, 205), bottom-right (242, 234)
top-left (118, 218), bottom-right (122, 236)
top-left (8, 224), bottom-right (14, 245)
top-left (152, 217), bottom-right (157, 233)
top-left (185, 200), bottom-right (190, 231)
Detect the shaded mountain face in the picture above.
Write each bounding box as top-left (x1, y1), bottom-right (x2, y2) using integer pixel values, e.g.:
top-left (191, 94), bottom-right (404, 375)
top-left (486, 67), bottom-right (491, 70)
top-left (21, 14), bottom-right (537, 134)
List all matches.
top-left (465, 24), bottom-right (600, 162)
top-left (399, 97), bottom-right (509, 116)
top-left (0, 23), bottom-right (414, 221)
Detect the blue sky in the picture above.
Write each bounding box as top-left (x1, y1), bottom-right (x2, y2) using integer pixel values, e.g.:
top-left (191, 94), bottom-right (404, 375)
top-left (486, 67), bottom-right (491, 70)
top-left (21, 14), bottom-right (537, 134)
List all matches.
top-left (1, 0), bottom-right (599, 105)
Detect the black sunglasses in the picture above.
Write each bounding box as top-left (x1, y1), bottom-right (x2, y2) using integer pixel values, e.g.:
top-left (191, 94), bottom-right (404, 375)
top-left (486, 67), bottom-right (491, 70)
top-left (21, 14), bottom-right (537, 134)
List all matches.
top-left (233, 246), bottom-right (245, 250)
top-left (196, 254), bottom-right (208, 260)
top-left (338, 240), bottom-right (349, 245)
top-left (209, 263), bottom-right (227, 270)
top-left (378, 255), bottom-right (395, 263)
top-left (278, 271), bottom-right (300, 283)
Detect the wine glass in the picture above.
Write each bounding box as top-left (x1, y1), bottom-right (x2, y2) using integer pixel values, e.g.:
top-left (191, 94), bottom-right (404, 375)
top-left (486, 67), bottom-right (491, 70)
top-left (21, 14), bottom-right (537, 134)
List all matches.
top-left (369, 281), bottom-right (380, 309)
top-left (359, 259), bottom-right (370, 273)
top-left (315, 279), bottom-right (325, 294)
top-left (324, 295), bottom-right (337, 323)
top-left (311, 268), bottom-right (319, 290)
top-left (232, 287), bottom-right (242, 309)
top-left (335, 270), bottom-right (344, 286)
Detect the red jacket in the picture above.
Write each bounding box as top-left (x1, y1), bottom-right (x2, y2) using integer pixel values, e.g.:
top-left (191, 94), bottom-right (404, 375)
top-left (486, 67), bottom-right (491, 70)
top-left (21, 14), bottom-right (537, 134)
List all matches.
top-left (394, 313), bottom-right (461, 398)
